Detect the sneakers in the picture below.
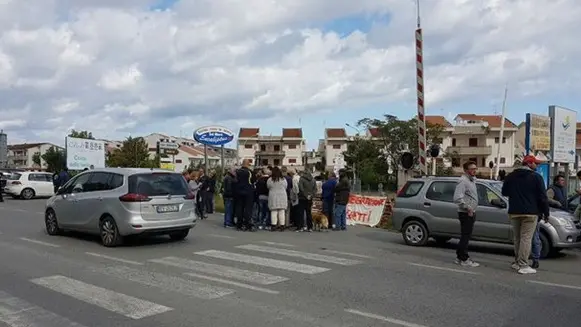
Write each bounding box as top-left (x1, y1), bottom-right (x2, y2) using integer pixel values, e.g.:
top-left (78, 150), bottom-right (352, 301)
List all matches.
top-left (454, 258), bottom-right (480, 267)
top-left (517, 266), bottom-right (537, 274)
top-left (531, 260), bottom-right (539, 269)
top-left (511, 262), bottom-right (520, 270)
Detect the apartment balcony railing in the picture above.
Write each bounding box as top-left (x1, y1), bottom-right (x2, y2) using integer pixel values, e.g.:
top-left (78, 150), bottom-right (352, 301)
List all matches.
top-left (8, 154), bottom-right (27, 160)
top-left (446, 146), bottom-right (492, 156)
top-left (256, 150), bottom-right (285, 156)
top-left (451, 125), bottom-right (489, 135)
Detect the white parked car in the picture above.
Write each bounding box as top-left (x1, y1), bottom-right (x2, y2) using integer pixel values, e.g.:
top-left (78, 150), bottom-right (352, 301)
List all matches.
top-left (4, 171), bottom-right (55, 199)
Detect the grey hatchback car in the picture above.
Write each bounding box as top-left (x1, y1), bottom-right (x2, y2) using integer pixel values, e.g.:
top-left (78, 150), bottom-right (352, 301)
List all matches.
top-left (392, 176), bottom-right (581, 258)
top-left (45, 168), bottom-right (197, 247)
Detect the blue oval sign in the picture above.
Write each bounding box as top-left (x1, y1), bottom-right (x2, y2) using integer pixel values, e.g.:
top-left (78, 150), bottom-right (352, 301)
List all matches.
top-left (193, 126), bottom-right (234, 146)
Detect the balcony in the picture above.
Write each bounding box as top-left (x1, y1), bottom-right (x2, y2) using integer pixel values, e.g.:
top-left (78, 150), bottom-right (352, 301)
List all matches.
top-left (8, 154), bottom-right (27, 160)
top-left (446, 146), bottom-right (492, 156)
top-left (451, 125), bottom-right (488, 135)
top-left (256, 150), bottom-right (285, 156)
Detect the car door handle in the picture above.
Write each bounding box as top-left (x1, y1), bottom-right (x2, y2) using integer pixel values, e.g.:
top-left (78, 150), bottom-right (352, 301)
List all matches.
top-left (423, 202), bottom-right (431, 207)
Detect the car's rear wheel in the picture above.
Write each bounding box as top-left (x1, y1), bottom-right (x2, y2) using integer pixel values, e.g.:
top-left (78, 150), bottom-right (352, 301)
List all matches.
top-left (402, 220), bottom-right (429, 246)
top-left (45, 209), bottom-right (62, 235)
top-left (169, 229), bottom-right (189, 241)
top-left (21, 188), bottom-right (34, 200)
top-left (100, 216), bottom-right (122, 247)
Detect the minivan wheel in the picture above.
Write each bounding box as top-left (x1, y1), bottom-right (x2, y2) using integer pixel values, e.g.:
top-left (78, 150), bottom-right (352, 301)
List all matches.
top-left (169, 229), bottom-right (189, 241)
top-left (45, 209), bottom-right (62, 235)
top-left (100, 216), bottom-right (122, 247)
top-left (402, 220), bottom-right (429, 246)
top-left (21, 188), bottom-right (34, 200)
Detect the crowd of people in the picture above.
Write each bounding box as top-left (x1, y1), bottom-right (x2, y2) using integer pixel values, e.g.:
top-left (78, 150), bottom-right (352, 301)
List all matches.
top-left (183, 168), bottom-right (217, 219)
top-left (195, 159), bottom-right (352, 232)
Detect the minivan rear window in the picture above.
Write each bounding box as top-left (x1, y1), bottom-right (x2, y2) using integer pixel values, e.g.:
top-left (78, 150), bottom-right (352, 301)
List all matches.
top-left (398, 181), bottom-right (424, 198)
top-left (128, 173), bottom-right (189, 196)
top-left (6, 173), bottom-right (21, 180)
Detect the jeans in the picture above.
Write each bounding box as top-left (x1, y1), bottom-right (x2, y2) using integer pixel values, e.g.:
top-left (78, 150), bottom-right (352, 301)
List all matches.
top-left (258, 199), bottom-right (271, 226)
top-left (457, 212), bottom-right (475, 261)
top-left (298, 199), bottom-right (313, 230)
top-left (531, 219), bottom-right (542, 260)
top-left (334, 204), bottom-right (347, 229)
top-left (323, 198), bottom-right (334, 223)
top-left (205, 192), bottom-right (215, 213)
top-left (223, 198), bottom-right (234, 227)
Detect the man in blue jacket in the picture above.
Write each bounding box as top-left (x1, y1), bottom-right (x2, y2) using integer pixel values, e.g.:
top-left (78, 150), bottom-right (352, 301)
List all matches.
top-left (235, 159), bottom-right (255, 231)
top-left (502, 155), bottom-right (549, 275)
top-left (321, 172), bottom-right (337, 227)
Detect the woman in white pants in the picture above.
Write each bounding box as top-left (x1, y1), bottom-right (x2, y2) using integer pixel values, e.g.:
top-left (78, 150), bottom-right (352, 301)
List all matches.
top-left (267, 166), bottom-right (288, 231)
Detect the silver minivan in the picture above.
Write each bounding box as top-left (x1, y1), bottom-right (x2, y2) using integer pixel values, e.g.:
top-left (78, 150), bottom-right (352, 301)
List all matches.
top-left (392, 176), bottom-right (581, 258)
top-left (45, 168), bottom-right (197, 247)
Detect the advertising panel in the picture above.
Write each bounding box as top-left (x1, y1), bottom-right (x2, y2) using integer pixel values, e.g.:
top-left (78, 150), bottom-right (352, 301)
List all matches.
top-left (66, 137), bottom-right (106, 170)
top-left (549, 106), bottom-right (577, 163)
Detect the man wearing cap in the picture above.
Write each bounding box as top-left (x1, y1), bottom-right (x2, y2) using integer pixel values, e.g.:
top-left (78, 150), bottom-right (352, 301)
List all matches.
top-left (501, 155), bottom-right (550, 275)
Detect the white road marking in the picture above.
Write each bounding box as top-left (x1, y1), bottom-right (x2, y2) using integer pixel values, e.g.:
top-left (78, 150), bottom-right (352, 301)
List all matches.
top-left (345, 309), bottom-right (429, 327)
top-left (236, 244), bottom-right (361, 265)
top-left (149, 256), bottom-right (288, 285)
top-left (195, 250), bottom-right (329, 274)
top-left (98, 265), bottom-right (234, 299)
top-left (260, 241), bottom-right (295, 247)
top-left (19, 237), bottom-right (60, 248)
top-left (322, 250), bottom-right (372, 259)
top-left (184, 272), bottom-right (279, 294)
top-left (407, 263), bottom-right (481, 275)
top-left (208, 234), bottom-right (234, 239)
top-left (0, 290), bottom-right (87, 327)
top-left (85, 252), bottom-right (143, 265)
top-left (30, 275), bottom-right (172, 319)
top-left (527, 280), bottom-right (581, 290)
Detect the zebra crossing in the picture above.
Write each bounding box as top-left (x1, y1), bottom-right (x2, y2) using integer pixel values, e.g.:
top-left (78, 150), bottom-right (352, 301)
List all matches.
top-left (0, 241), bottom-right (370, 326)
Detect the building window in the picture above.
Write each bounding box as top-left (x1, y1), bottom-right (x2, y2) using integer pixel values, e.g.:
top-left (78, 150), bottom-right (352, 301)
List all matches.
top-left (500, 157), bottom-right (506, 164)
top-left (244, 144), bottom-right (252, 149)
top-left (494, 137), bottom-right (507, 144)
top-left (468, 138), bottom-right (478, 147)
top-left (452, 138), bottom-right (457, 146)
top-left (274, 159), bottom-right (280, 166)
top-left (261, 159), bottom-right (268, 165)
top-left (175, 159), bottom-right (182, 163)
top-left (274, 145), bottom-right (280, 151)
top-left (288, 158), bottom-right (297, 164)
top-left (332, 144), bottom-right (341, 149)
top-left (481, 158), bottom-right (486, 167)
top-left (260, 144), bottom-right (266, 151)
top-left (288, 144), bottom-right (297, 149)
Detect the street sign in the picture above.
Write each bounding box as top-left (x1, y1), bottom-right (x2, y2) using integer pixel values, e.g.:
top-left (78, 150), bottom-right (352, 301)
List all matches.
top-left (193, 126), bottom-right (234, 146)
top-left (158, 142), bottom-right (178, 150)
top-left (164, 149), bottom-right (179, 155)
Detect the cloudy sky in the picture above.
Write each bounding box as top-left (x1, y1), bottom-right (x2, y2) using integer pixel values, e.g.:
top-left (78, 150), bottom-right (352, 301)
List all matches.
top-left (0, 0), bottom-right (579, 149)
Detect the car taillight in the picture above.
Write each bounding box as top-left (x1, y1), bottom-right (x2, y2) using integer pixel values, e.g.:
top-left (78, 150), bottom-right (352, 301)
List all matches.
top-left (11, 181), bottom-right (21, 185)
top-left (184, 192), bottom-right (195, 200)
top-left (119, 193), bottom-right (151, 202)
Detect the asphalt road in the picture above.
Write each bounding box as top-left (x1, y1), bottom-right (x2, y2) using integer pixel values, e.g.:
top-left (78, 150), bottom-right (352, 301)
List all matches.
top-left (0, 196), bottom-right (580, 327)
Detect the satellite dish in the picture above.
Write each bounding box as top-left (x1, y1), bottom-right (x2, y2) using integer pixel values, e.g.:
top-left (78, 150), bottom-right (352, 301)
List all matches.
top-left (400, 152), bottom-right (414, 170)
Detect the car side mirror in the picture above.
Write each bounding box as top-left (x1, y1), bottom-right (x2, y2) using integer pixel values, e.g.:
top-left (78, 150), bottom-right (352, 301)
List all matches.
top-left (490, 198), bottom-right (506, 208)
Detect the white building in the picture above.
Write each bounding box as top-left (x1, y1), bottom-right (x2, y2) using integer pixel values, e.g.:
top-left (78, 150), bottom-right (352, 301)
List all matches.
top-left (442, 114), bottom-right (518, 173)
top-left (323, 128), bottom-right (350, 170)
top-left (7, 143), bottom-right (64, 170)
top-left (237, 128), bottom-right (305, 167)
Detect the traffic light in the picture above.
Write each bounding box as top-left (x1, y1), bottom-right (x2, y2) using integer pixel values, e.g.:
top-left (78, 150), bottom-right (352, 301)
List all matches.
top-left (400, 152), bottom-right (414, 170)
top-left (428, 144), bottom-right (440, 158)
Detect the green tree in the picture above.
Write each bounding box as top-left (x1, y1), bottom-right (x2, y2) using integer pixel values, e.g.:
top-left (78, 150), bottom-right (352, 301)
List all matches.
top-left (41, 146), bottom-right (66, 172)
top-left (106, 137), bottom-right (156, 168)
top-left (68, 130), bottom-right (94, 139)
top-left (32, 152), bottom-right (41, 167)
top-left (342, 137), bottom-right (390, 188)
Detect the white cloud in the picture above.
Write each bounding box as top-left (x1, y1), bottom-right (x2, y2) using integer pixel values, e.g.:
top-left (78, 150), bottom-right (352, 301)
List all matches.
top-left (0, 0), bottom-right (580, 144)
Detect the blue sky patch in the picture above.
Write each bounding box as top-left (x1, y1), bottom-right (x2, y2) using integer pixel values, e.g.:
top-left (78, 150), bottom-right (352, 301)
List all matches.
top-left (320, 14), bottom-right (391, 37)
top-left (150, 0), bottom-right (179, 11)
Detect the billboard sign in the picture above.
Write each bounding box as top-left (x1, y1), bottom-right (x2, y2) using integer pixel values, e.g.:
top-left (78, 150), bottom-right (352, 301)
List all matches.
top-left (193, 126), bottom-right (234, 146)
top-left (549, 105), bottom-right (577, 163)
top-left (66, 137), bottom-right (106, 170)
top-left (525, 113), bottom-right (551, 156)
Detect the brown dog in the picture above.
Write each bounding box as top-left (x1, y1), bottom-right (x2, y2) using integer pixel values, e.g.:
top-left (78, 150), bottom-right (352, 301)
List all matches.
top-left (312, 211), bottom-right (329, 232)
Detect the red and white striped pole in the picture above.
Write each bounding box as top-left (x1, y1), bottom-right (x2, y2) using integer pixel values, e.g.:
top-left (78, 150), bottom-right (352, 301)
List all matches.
top-left (415, 0), bottom-right (427, 175)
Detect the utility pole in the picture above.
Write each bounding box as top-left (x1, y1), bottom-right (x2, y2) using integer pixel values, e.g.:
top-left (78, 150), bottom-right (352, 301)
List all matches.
top-left (494, 86), bottom-right (508, 180)
top-left (415, 0), bottom-right (427, 175)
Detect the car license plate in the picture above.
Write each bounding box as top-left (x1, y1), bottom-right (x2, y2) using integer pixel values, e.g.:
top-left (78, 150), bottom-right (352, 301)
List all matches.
top-left (156, 205), bottom-right (179, 213)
